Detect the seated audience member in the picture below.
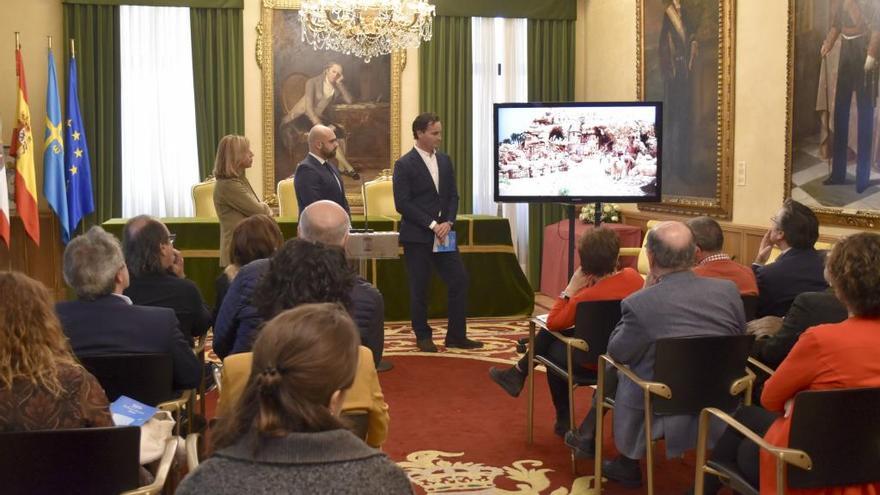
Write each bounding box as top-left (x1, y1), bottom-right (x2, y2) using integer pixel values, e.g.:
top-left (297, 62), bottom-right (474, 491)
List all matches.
top-left (701, 232), bottom-right (880, 494)
top-left (0, 272), bottom-right (113, 431)
top-left (752, 200), bottom-right (828, 317)
top-left (212, 214), bottom-right (283, 320)
top-left (750, 288), bottom-right (847, 369)
top-left (213, 200), bottom-right (387, 371)
top-left (122, 215), bottom-right (212, 341)
top-left (687, 216), bottom-right (758, 296)
top-left (177, 304), bottom-right (412, 495)
top-left (56, 227), bottom-right (201, 391)
top-left (488, 228), bottom-right (643, 435)
top-left (565, 221), bottom-right (745, 487)
top-left (217, 239), bottom-right (390, 447)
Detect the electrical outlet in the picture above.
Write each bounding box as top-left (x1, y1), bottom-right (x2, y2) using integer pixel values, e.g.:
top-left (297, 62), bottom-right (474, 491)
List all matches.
top-left (736, 161), bottom-right (747, 186)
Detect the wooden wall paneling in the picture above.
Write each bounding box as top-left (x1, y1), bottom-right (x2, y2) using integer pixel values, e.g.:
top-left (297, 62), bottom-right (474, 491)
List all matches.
top-left (0, 214), bottom-right (66, 301)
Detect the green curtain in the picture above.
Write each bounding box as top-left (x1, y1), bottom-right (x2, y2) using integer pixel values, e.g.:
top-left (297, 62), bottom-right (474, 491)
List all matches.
top-left (63, 3), bottom-right (122, 224)
top-left (190, 7), bottom-right (244, 179)
top-left (419, 16), bottom-right (473, 214)
top-left (526, 18), bottom-right (575, 287)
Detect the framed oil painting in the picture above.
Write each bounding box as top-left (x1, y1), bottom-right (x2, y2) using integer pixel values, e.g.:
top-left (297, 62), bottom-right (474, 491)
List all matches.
top-left (637, 0), bottom-right (735, 218)
top-left (785, 0), bottom-right (880, 229)
top-left (257, 0), bottom-right (404, 205)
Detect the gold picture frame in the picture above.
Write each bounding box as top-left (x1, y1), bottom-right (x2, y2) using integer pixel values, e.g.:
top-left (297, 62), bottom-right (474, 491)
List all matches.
top-left (636, 0), bottom-right (735, 219)
top-left (257, 0), bottom-right (404, 204)
top-left (784, 0), bottom-right (880, 229)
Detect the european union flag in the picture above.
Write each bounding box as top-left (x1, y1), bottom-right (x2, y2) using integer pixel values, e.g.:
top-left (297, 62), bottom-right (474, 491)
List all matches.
top-left (64, 54), bottom-right (95, 235)
top-left (43, 47), bottom-right (70, 242)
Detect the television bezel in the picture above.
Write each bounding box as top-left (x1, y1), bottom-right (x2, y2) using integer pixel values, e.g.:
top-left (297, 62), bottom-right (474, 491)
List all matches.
top-left (493, 100), bottom-right (663, 204)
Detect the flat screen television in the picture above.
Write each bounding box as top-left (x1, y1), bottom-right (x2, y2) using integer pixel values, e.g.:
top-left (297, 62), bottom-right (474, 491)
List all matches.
top-left (494, 101), bottom-right (662, 204)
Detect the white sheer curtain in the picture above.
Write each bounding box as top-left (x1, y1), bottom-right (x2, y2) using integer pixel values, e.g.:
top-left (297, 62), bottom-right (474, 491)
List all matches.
top-left (120, 5), bottom-right (199, 217)
top-left (472, 17), bottom-right (529, 272)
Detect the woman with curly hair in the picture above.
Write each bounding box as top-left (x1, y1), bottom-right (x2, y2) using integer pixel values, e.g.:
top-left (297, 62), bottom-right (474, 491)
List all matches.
top-left (179, 304), bottom-right (409, 494)
top-left (0, 272), bottom-right (113, 431)
top-left (699, 232), bottom-right (880, 495)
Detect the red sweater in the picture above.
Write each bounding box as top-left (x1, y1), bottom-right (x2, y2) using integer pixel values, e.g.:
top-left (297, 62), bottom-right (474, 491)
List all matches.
top-left (693, 258), bottom-right (759, 296)
top-left (546, 267), bottom-right (644, 331)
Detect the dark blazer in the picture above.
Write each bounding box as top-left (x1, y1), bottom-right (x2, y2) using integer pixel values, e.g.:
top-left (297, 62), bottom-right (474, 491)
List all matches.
top-left (294, 153), bottom-right (350, 214)
top-left (392, 148), bottom-right (459, 244)
top-left (751, 289), bottom-right (848, 369)
top-left (124, 273), bottom-right (212, 341)
top-left (752, 247), bottom-right (828, 318)
top-left (56, 295), bottom-right (202, 390)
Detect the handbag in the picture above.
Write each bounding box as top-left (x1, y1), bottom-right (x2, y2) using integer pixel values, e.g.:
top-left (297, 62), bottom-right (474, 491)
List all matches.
top-left (139, 410), bottom-right (175, 464)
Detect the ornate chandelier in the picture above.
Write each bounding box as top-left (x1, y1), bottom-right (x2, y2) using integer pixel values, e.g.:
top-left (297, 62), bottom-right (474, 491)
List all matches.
top-left (299, 0), bottom-right (435, 63)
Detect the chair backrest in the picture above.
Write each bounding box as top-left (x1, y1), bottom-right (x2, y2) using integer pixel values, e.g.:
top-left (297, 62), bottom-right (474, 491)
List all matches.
top-left (636, 220), bottom-right (661, 276)
top-left (280, 73), bottom-right (309, 114)
top-left (652, 334), bottom-right (755, 415)
top-left (341, 409), bottom-right (370, 441)
top-left (277, 177), bottom-right (299, 219)
top-left (79, 353), bottom-right (175, 406)
top-left (192, 178), bottom-right (217, 218)
top-left (788, 387), bottom-right (880, 488)
top-left (766, 240), bottom-right (833, 264)
top-left (0, 426), bottom-right (141, 495)
top-left (740, 294), bottom-right (758, 321)
top-left (572, 300), bottom-right (623, 366)
top-left (363, 176), bottom-right (397, 217)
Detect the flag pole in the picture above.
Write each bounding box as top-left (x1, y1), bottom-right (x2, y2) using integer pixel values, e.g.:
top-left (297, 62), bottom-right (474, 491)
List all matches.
top-left (15, 32), bottom-right (20, 50)
top-left (48, 36), bottom-right (52, 50)
top-left (70, 38), bottom-right (76, 59)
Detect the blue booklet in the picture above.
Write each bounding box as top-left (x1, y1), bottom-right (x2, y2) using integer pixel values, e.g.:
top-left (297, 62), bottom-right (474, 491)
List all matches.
top-left (433, 231), bottom-right (457, 252)
top-left (110, 395), bottom-right (157, 427)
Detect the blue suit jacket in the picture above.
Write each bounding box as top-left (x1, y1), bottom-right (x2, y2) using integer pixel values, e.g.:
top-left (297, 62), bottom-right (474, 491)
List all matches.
top-left (392, 148), bottom-right (459, 244)
top-left (294, 153), bottom-right (351, 214)
top-left (752, 247), bottom-right (828, 318)
top-left (56, 295), bottom-right (202, 390)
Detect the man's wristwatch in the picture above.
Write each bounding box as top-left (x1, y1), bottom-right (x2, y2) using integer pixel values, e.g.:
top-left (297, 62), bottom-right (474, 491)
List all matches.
top-left (559, 291), bottom-right (571, 301)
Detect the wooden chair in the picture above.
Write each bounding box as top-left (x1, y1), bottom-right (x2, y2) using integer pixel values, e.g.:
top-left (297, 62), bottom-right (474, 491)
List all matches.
top-left (362, 172), bottom-right (397, 217)
top-left (741, 294), bottom-right (759, 322)
top-left (589, 334), bottom-right (755, 495)
top-left (526, 300), bottom-right (623, 474)
top-left (0, 426), bottom-right (176, 495)
top-left (191, 177), bottom-right (217, 218)
top-left (276, 177), bottom-right (299, 219)
top-left (695, 387), bottom-right (880, 495)
top-left (615, 220), bottom-right (660, 278)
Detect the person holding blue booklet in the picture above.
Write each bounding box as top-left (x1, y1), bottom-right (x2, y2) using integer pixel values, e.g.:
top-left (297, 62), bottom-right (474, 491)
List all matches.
top-left (392, 113), bottom-right (482, 353)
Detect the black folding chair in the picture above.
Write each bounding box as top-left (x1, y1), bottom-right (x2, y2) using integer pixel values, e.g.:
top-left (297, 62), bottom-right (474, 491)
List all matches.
top-left (740, 294), bottom-right (758, 322)
top-left (590, 334), bottom-right (755, 495)
top-left (695, 387), bottom-right (880, 495)
top-left (526, 300), bottom-right (622, 472)
top-left (0, 426), bottom-right (176, 495)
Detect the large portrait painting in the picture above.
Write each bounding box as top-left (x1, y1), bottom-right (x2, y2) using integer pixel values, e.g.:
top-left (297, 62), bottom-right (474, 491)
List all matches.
top-left (786, 0), bottom-right (880, 229)
top-left (637, 0), bottom-right (735, 218)
top-left (258, 0), bottom-right (403, 205)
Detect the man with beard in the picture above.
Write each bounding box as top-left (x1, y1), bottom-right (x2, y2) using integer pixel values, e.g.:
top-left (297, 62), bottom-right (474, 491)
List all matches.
top-left (294, 124), bottom-right (351, 215)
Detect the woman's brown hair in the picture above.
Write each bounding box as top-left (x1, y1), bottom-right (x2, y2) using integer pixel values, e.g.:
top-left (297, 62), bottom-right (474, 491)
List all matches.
top-left (578, 227), bottom-right (620, 277)
top-left (212, 303), bottom-right (360, 450)
top-left (213, 134), bottom-right (251, 179)
top-left (825, 232), bottom-right (880, 317)
top-left (226, 214), bottom-right (284, 279)
top-left (0, 272), bottom-right (80, 396)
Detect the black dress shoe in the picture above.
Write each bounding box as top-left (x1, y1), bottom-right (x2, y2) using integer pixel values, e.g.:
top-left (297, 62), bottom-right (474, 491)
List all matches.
top-left (445, 338), bottom-right (484, 349)
top-left (416, 339), bottom-right (438, 353)
top-left (602, 456), bottom-right (642, 488)
top-left (488, 366), bottom-right (526, 397)
top-left (564, 430), bottom-right (595, 459)
top-left (376, 360), bottom-right (394, 372)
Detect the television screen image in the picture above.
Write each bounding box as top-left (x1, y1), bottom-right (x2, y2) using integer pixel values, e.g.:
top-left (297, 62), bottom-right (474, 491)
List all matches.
top-left (494, 102), bottom-right (662, 203)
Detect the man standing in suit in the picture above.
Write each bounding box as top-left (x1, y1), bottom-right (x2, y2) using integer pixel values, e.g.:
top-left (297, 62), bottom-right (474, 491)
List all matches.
top-left (564, 221), bottom-right (745, 488)
top-left (56, 226), bottom-right (201, 391)
top-left (393, 113), bottom-right (482, 352)
top-left (752, 199), bottom-right (828, 318)
top-left (294, 124), bottom-right (351, 215)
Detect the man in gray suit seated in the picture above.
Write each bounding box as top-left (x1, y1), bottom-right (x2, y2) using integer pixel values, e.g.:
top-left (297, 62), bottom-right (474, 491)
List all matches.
top-left (565, 221), bottom-right (746, 488)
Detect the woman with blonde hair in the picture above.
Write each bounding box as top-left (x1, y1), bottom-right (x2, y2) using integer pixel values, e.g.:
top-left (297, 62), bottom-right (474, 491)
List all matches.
top-left (0, 272), bottom-right (112, 430)
top-left (178, 304), bottom-right (411, 494)
top-left (213, 134), bottom-right (272, 266)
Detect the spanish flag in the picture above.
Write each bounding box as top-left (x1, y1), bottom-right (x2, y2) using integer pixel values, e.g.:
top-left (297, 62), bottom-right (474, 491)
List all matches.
top-left (10, 41), bottom-right (40, 246)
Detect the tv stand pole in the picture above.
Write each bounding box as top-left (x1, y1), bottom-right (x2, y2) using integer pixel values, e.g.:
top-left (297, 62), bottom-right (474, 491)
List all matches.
top-left (593, 201), bottom-right (602, 227)
top-left (567, 204), bottom-right (576, 280)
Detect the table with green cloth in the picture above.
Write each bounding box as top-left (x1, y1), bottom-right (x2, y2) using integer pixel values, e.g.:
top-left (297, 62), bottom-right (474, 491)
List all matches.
top-left (102, 215), bottom-right (534, 322)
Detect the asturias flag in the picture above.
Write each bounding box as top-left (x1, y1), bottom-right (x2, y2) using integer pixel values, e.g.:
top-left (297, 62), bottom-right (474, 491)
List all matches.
top-left (44, 47), bottom-right (70, 242)
top-left (10, 44), bottom-right (40, 246)
top-left (64, 53), bottom-right (95, 234)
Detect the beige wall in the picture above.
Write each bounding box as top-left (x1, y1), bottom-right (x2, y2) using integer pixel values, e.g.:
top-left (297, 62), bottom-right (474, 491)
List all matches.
top-left (0, 0), bottom-right (65, 211)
